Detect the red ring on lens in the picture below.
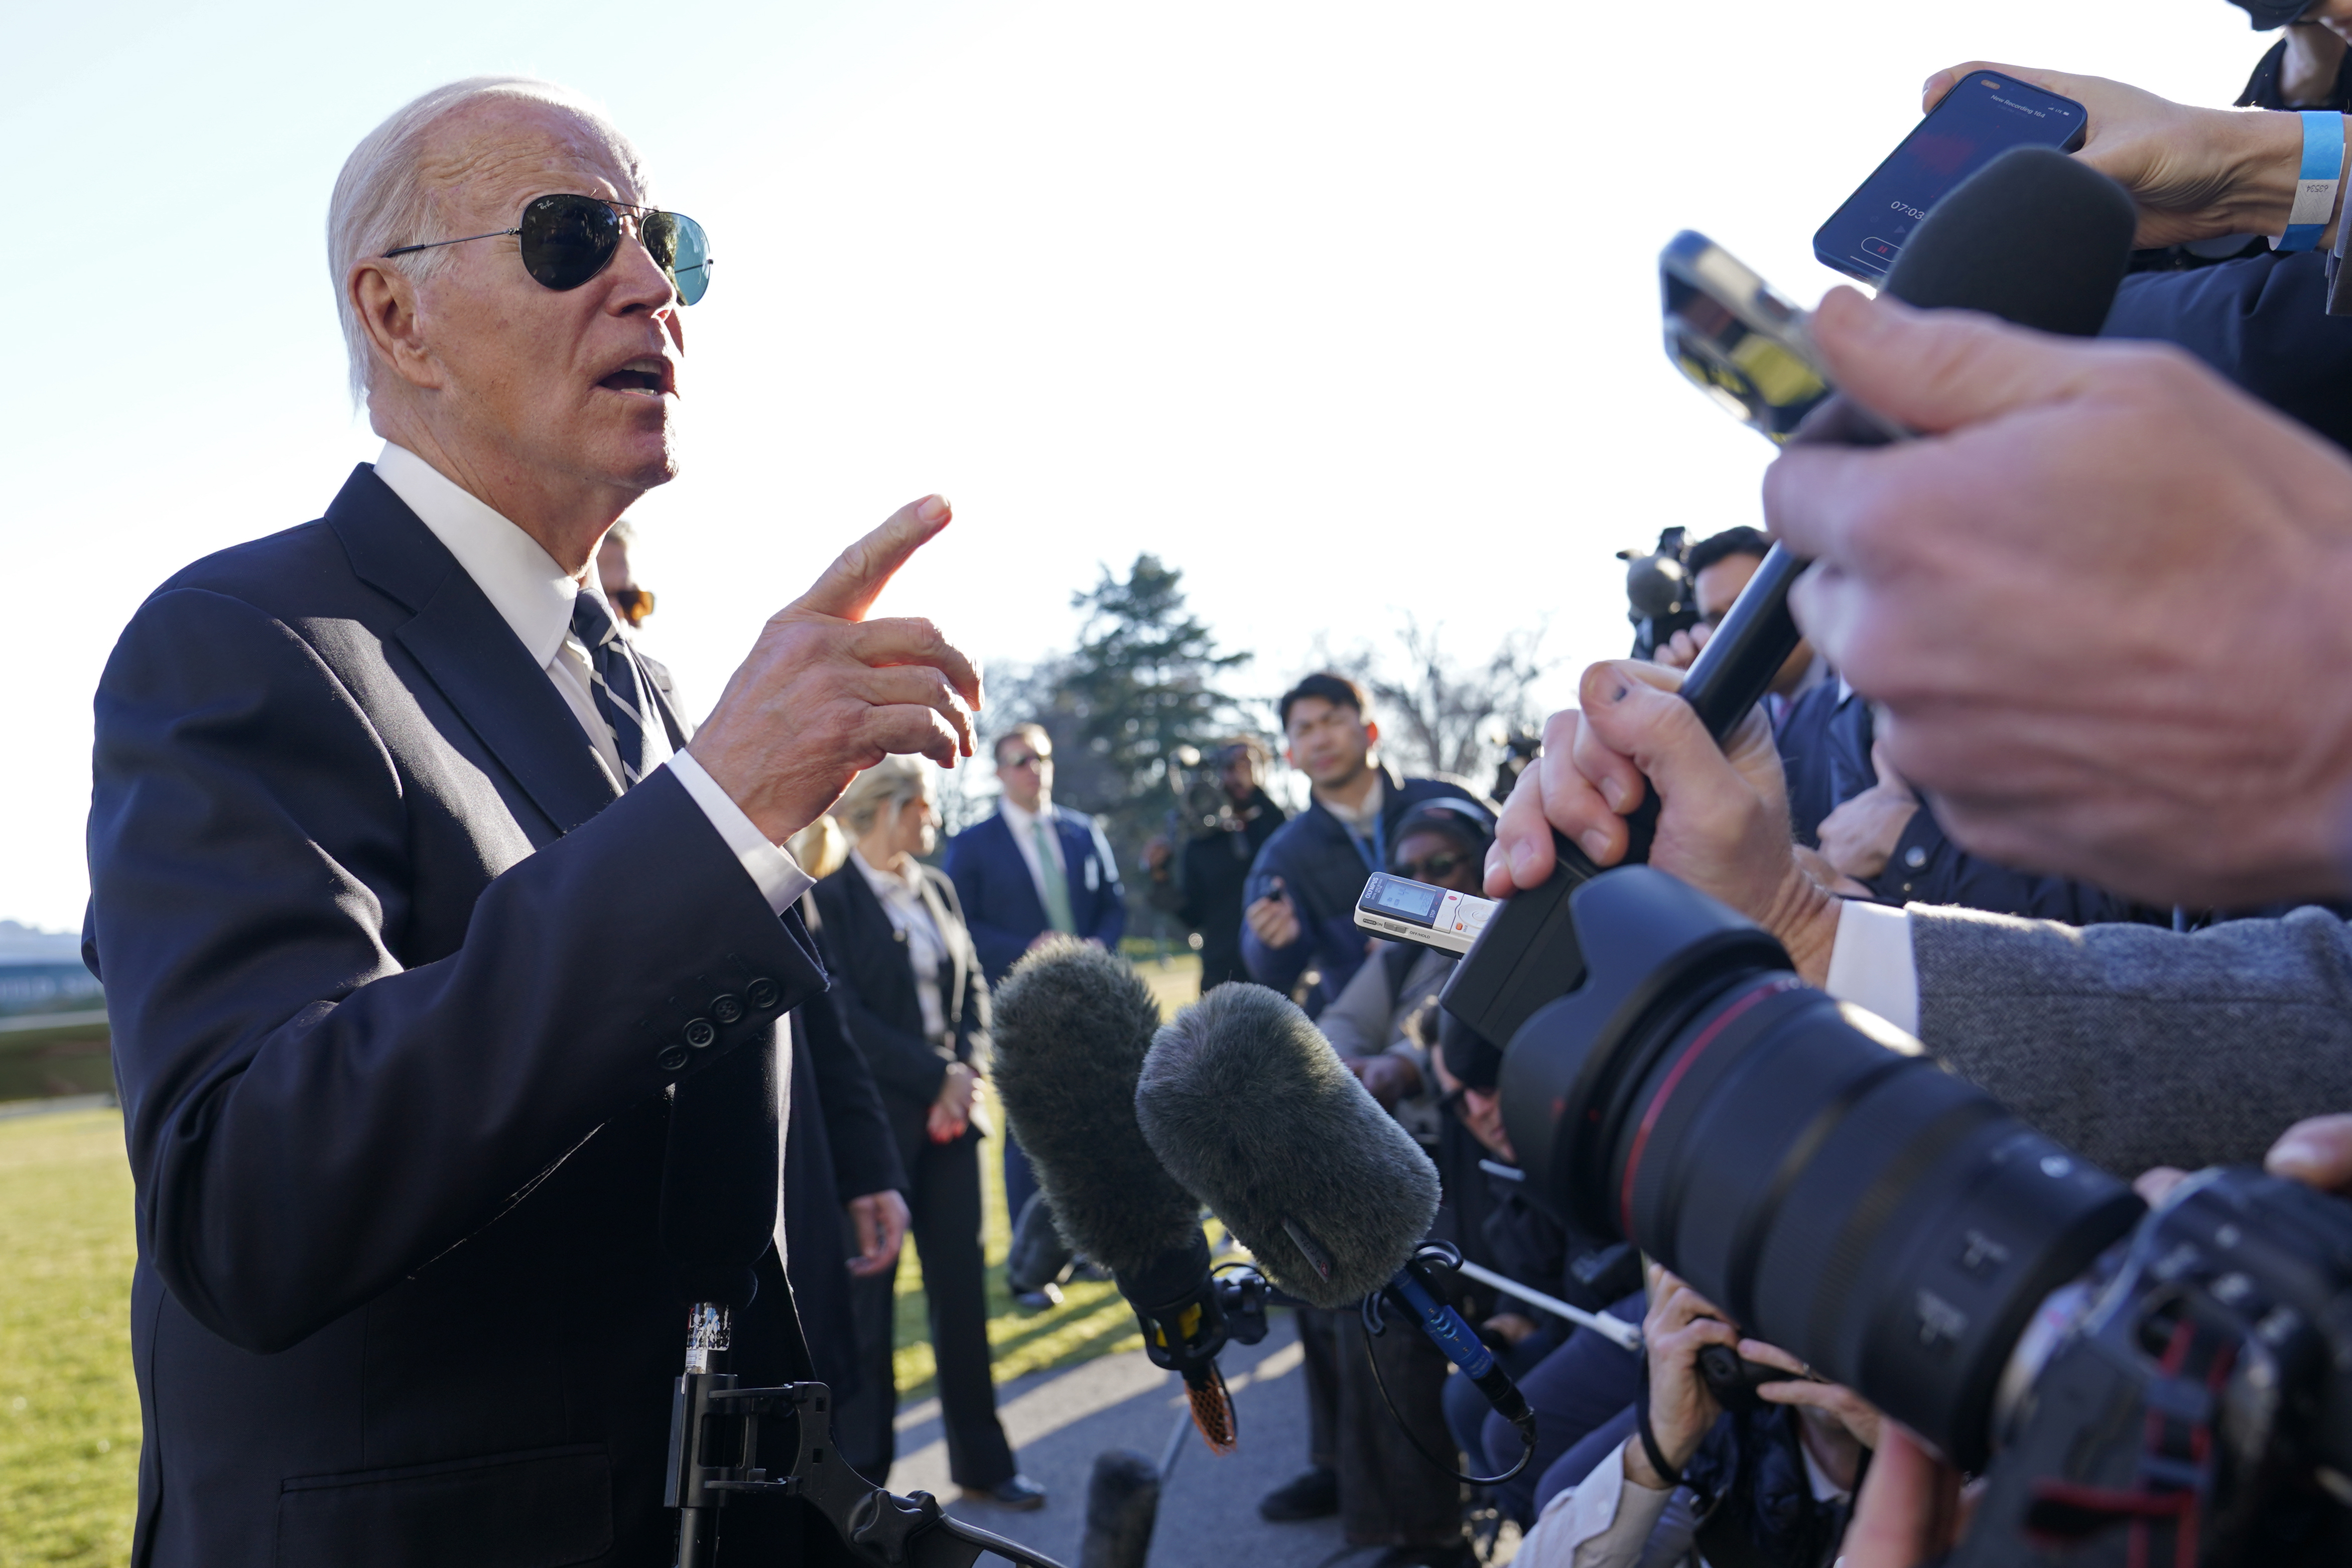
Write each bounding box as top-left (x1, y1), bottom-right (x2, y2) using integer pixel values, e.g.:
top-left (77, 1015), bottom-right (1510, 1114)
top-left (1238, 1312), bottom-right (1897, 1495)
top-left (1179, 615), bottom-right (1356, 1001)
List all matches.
top-left (1617, 976), bottom-right (1802, 1238)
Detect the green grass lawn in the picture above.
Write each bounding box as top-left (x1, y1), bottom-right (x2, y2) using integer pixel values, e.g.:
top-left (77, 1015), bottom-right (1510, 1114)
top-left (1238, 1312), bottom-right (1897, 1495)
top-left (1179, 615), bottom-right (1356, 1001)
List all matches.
top-left (0, 1109), bottom-right (140, 1566)
top-left (0, 955), bottom-right (1204, 1562)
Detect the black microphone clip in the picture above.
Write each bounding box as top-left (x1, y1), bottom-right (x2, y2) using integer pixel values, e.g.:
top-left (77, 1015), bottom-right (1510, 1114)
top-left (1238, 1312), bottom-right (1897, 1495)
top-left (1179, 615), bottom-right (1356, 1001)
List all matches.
top-left (1123, 1234), bottom-right (1271, 1454)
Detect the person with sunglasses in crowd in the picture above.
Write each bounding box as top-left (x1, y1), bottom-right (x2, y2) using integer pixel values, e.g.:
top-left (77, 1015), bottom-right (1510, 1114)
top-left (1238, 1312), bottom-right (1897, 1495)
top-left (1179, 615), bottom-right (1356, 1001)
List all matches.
top-left (83, 76), bottom-right (981, 1566)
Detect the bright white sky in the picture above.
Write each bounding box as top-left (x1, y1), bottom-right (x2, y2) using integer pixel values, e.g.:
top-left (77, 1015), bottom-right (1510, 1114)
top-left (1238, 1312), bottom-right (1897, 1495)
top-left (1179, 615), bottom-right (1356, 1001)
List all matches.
top-left (0, 0), bottom-right (2269, 931)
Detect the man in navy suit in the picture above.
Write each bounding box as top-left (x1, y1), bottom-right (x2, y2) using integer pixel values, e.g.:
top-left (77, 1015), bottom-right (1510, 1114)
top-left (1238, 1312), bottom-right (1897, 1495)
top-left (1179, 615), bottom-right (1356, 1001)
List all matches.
top-left (83, 77), bottom-right (979, 1567)
top-left (943, 723), bottom-right (1124, 1247)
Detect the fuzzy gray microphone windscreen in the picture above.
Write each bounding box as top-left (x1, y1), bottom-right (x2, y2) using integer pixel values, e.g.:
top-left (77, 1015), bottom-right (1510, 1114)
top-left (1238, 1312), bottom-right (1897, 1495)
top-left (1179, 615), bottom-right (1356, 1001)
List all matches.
top-left (1137, 983), bottom-right (1441, 1310)
top-left (990, 940), bottom-right (1207, 1296)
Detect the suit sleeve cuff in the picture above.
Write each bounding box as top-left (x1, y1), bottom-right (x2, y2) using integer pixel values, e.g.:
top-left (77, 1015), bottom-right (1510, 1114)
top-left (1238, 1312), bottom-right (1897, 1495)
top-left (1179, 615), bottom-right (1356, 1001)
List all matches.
top-left (664, 752), bottom-right (814, 917)
top-left (1825, 897), bottom-right (1920, 1036)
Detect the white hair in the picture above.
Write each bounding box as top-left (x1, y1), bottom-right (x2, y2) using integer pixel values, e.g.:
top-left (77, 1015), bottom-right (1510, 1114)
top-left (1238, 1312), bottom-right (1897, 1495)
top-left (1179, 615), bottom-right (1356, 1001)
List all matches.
top-left (326, 76), bottom-right (647, 407)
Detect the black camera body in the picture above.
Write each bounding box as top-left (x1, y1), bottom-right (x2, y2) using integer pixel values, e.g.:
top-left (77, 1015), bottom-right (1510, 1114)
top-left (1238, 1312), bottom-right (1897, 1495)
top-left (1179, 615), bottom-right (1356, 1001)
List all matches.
top-left (1621, 527), bottom-right (1699, 662)
top-left (1164, 744), bottom-right (1245, 843)
top-left (1452, 865), bottom-right (2352, 1564)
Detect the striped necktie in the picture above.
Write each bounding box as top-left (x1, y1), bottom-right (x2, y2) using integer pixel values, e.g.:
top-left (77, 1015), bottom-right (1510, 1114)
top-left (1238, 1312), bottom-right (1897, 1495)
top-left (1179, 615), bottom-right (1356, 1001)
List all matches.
top-left (570, 588), bottom-right (654, 788)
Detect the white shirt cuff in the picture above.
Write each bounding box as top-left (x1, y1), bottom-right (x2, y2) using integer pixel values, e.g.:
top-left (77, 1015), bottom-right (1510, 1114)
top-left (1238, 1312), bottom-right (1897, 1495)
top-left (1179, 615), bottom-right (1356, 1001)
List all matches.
top-left (664, 752), bottom-right (815, 917)
top-left (1824, 898), bottom-right (1920, 1036)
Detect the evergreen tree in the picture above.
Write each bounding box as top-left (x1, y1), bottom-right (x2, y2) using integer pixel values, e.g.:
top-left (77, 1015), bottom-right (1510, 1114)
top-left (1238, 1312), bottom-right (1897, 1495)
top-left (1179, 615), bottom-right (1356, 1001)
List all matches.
top-left (999, 555), bottom-right (1256, 939)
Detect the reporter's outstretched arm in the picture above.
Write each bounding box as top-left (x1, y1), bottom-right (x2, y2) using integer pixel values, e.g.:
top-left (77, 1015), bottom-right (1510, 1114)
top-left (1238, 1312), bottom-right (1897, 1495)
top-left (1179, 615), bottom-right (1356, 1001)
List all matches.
top-left (1915, 902), bottom-right (2352, 1174)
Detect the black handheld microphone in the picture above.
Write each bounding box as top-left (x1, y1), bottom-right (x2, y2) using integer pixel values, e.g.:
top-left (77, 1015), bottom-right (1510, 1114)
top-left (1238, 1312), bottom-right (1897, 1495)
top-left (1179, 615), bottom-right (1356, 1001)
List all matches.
top-left (991, 940), bottom-right (1266, 1453)
top-left (1136, 984), bottom-right (1538, 1477)
top-left (1442, 145), bottom-right (2137, 1052)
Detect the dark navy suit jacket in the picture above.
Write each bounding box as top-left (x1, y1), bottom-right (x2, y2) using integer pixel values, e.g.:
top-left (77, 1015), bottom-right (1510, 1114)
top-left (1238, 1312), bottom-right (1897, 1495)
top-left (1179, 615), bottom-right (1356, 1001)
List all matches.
top-left (943, 808), bottom-right (1125, 983)
top-left (84, 466), bottom-right (857, 1567)
top-left (2103, 248), bottom-right (2352, 455)
top-left (1239, 770), bottom-right (1466, 1013)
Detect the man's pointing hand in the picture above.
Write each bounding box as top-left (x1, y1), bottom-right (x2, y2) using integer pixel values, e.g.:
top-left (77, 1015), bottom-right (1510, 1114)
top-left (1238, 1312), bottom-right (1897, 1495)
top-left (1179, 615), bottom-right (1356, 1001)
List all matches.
top-left (691, 495), bottom-right (984, 844)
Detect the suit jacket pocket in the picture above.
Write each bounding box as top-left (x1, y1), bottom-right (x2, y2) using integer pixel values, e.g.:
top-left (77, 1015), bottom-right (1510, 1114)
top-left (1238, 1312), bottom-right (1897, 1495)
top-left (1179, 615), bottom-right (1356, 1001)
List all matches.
top-left (276, 1442), bottom-right (612, 1568)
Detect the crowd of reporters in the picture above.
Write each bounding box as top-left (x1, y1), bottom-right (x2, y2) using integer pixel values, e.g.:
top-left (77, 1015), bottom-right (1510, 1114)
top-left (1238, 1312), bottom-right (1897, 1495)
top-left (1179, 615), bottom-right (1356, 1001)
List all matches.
top-left (589, 10), bottom-right (2352, 1561)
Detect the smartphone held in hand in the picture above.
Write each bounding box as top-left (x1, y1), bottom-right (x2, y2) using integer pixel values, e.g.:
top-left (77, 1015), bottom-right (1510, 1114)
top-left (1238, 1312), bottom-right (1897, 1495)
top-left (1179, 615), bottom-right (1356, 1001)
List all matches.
top-left (1813, 70), bottom-right (2088, 287)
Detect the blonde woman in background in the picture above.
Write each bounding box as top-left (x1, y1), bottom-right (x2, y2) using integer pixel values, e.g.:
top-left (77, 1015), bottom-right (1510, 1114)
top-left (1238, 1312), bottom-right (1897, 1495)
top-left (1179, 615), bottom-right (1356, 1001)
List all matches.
top-left (810, 757), bottom-right (1041, 1509)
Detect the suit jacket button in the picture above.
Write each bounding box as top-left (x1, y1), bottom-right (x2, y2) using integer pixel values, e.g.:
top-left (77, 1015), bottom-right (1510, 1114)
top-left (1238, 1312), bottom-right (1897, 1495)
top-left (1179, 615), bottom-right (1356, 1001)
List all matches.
top-left (711, 994), bottom-right (744, 1024)
top-left (684, 1018), bottom-right (717, 1049)
top-left (657, 1044), bottom-right (691, 1071)
top-left (746, 977), bottom-right (779, 1010)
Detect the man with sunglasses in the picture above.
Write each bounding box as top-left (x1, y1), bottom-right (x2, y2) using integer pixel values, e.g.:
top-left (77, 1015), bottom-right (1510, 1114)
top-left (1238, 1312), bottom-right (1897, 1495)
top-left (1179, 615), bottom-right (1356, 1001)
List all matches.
top-left (943, 721), bottom-right (1124, 1278)
top-left (84, 77), bottom-right (978, 1568)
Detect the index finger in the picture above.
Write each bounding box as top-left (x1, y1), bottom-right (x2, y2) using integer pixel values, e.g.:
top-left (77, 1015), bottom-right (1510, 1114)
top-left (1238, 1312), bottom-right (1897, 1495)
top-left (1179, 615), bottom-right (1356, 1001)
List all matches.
top-left (794, 494), bottom-right (953, 623)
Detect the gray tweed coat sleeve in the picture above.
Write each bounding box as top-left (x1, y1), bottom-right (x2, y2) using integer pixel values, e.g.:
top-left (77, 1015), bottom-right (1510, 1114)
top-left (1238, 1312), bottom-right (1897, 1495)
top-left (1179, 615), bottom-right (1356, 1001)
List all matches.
top-left (1910, 904), bottom-right (2352, 1176)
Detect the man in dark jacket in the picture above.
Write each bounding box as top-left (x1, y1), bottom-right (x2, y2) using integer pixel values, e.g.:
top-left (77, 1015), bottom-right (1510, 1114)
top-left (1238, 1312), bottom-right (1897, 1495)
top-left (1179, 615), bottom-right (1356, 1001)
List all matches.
top-left (1143, 737), bottom-right (1285, 990)
top-left (83, 79), bottom-right (981, 1567)
top-left (1240, 673), bottom-right (1472, 1015)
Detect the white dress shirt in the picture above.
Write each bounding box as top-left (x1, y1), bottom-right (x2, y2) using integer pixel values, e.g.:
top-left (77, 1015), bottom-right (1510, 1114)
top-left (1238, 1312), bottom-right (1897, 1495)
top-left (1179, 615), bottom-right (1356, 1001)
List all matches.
top-left (1516, 1433), bottom-right (1853, 1567)
top-left (996, 794), bottom-right (1068, 906)
top-left (372, 443), bottom-right (810, 914)
top-left (1825, 898), bottom-right (1920, 1035)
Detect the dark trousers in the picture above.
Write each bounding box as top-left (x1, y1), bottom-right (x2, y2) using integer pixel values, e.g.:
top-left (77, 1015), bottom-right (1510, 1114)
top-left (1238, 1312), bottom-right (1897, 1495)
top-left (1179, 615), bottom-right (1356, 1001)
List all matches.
top-left (1295, 1306), bottom-right (1463, 1546)
top-left (836, 1128), bottom-right (1016, 1490)
top-left (1478, 1292), bottom-right (1644, 1525)
top-left (1001, 1132), bottom-right (1039, 1238)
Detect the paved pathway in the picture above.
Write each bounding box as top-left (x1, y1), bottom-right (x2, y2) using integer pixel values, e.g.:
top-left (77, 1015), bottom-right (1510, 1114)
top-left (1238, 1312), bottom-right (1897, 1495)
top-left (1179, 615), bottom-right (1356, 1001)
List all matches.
top-left (886, 1311), bottom-right (1370, 1568)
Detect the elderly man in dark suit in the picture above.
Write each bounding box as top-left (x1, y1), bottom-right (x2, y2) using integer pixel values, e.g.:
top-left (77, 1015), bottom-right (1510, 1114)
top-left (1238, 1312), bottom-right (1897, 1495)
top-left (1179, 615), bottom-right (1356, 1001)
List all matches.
top-left (83, 75), bottom-right (977, 1568)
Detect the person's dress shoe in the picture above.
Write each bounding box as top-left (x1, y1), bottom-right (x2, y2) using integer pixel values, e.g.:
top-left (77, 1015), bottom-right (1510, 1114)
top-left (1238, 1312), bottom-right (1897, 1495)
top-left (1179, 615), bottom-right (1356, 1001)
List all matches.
top-left (961, 1474), bottom-right (1049, 1510)
top-left (1256, 1466), bottom-right (1338, 1522)
top-left (1012, 1283), bottom-right (1063, 1312)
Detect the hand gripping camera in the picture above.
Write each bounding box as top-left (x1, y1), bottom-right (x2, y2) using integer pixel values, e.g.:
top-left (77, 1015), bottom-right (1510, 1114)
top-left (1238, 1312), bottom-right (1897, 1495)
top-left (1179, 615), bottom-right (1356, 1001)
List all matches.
top-left (1447, 865), bottom-right (2352, 1567)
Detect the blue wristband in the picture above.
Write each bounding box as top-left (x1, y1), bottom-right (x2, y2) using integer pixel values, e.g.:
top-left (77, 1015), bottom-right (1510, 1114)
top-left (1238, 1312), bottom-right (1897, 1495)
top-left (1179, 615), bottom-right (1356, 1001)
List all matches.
top-left (2275, 110), bottom-right (2344, 253)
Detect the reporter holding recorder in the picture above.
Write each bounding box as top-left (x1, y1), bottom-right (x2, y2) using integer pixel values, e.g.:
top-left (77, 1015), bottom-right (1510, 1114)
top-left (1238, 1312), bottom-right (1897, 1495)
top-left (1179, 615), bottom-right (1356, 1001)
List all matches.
top-left (85, 77), bottom-right (981, 1565)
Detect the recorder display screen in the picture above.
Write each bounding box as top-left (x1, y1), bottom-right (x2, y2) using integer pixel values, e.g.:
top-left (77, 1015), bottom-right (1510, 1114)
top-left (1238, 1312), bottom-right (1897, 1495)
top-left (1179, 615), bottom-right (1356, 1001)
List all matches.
top-left (1367, 877), bottom-right (1444, 923)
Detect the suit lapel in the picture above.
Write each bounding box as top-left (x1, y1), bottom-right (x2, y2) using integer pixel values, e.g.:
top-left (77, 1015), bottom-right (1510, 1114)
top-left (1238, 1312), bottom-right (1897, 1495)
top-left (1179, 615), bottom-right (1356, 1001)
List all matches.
top-left (913, 871), bottom-right (966, 1027)
top-left (326, 466), bottom-right (620, 837)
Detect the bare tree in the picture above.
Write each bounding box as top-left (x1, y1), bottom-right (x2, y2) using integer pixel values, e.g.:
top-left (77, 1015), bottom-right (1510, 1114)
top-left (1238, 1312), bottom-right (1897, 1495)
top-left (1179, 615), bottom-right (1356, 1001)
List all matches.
top-left (1319, 616), bottom-right (1553, 791)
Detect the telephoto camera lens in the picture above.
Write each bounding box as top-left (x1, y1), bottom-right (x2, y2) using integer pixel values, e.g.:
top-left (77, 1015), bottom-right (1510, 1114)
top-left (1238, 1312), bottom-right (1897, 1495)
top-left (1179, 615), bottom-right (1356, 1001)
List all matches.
top-left (1499, 867), bottom-right (2144, 1467)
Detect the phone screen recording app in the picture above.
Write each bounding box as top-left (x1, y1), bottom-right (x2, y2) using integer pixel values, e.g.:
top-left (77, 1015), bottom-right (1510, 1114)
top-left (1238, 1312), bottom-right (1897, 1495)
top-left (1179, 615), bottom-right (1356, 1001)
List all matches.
top-left (1814, 73), bottom-right (2085, 283)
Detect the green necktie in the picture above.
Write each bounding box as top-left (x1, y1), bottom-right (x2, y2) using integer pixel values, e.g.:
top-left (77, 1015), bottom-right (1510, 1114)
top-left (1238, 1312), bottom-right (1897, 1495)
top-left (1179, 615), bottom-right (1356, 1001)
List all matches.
top-left (1033, 817), bottom-right (1078, 934)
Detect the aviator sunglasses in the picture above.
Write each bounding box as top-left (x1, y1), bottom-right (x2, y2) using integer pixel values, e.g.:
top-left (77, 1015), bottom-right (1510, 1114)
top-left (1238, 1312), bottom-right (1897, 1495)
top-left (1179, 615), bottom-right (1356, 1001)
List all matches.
top-left (383, 193), bottom-right (713, 305)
